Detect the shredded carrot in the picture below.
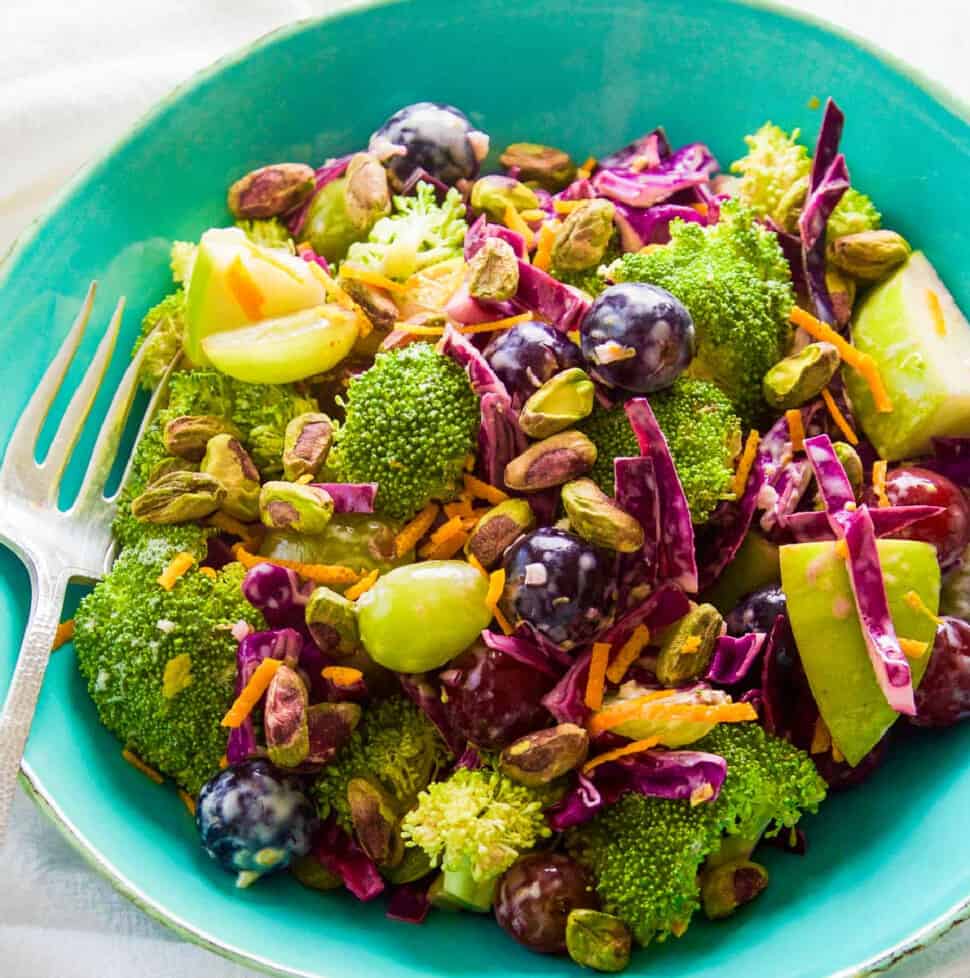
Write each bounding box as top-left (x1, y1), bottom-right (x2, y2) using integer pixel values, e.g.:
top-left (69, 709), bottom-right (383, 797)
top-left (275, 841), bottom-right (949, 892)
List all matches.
top-left (178, 789), bottom-right (197, 816)
top-left (786, 409), bottom-right (805, 452)
top-left (576, 156), bottom-right (597, 180)
top-left (52, 619), bottom-right (75, 651)
top-left (690, 783), bottom-right (715, 806)
top-left (586, 690), bottom-right (679, 735)
top-left (463, 473), bottom-right (509, 505)
top-left (810, 716), bottom-right (832, 755)
top-left (122, 747), bottom-right (164, 784)
top-left (344, 568), bottom-right (380, 601)
top-left (391, 322), bottom-right (446, 336)
top-left (790, 306), bottom-right (892, 413)
top-left (605, 624), bottom-right (651, 684)
top-left (820, 387), bottom-right (860, 446)
top-left (927, 288), bottom-right (947, 336)
top-left (681, 635), bottom-right (702, 655)
top-left (394, 503), bottom-right (441, 558)
top-left (206, 511), bottom-right (261, 540)
top-left (519, 208), bottom-right (549, 223)
top-left (533, 221), bottom-right (560, 272)
top-left (872, 460), bottom-right (890, 508)
top-left (219, 754), bottom-right (229, 769)
top-left (226, 255), bottom-right (264, 320)
top-left (221, 657), bottom-right (282, 728)
top-left (834, 538), bottom-right (849, 559)
top-left (322, 666), bottom-right (364, 687)
top-left (493, 605), bottom-right (515, 636)
top-left (733, 429), bottom-right (761, 495)
top-left (199, 566), bottom-right (217, 579)
top-left (582, 736), bottom-right (662, 774)
top-left (900, 637), bottom-right (929, 659)
top-left (339, 263), bottom-right (409, 294)
top-left (231, 545), bottom-right (361, 587)
top-left (464, 453), bottom-right (477, 472)
top-left (553, 199), bottom-right (585, 215)
top-left (467, 553), bottom-right (487, 576)
top-left (831, 741), bottom-right (845, 764)
top-left (420, 529), bottom-right (470, 560)
top-left (503, 205), bottom-right (535, 250)
top-left (588, 697), bottom-right (756, 737)
top-left (458, 312), bottom-right (534, 335)
top-left (903, 590), bottom-right (942, 625)
top-left (486, 568), bottom-right (506, 610)
top-left (584, 642), bottom-right (612, 712)
top-left (445, 495), bottom-right (478, 520)
top-left (158, 552), bottom-right (196, 591)
top-left (690, 202), bottom-right (709, 216)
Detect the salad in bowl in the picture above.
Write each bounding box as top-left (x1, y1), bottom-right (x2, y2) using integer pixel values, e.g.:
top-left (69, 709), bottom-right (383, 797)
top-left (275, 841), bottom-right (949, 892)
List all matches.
top-left (67, 98), bottom-right (970, 972)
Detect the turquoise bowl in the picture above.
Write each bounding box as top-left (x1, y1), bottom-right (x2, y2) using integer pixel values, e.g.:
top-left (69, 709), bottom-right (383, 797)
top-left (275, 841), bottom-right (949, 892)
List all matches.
top-left (2, 2), bottom-right (970, 975)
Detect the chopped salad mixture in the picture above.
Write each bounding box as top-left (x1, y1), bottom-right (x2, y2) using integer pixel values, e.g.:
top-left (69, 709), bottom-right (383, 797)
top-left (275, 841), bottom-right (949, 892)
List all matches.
top-left (70, 99), bottom-right (970, 969)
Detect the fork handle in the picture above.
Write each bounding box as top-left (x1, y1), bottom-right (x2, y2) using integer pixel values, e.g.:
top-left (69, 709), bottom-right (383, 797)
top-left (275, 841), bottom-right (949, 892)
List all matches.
top-left (0, 566), bottom-right (66, 844)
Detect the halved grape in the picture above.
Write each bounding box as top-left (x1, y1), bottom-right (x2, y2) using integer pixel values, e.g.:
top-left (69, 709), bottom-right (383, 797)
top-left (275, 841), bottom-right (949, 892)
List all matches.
top-left (201, 304), bottom-right (358, 383)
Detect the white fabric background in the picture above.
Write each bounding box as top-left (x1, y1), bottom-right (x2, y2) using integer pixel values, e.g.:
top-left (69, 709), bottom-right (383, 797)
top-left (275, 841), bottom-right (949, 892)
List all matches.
top-left (1, 1), bottom-right (968, 975)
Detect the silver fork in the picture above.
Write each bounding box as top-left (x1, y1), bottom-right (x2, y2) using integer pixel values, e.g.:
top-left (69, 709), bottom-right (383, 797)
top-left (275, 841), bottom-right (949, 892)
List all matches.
top-left (0, 282), bottom-right (166, 844)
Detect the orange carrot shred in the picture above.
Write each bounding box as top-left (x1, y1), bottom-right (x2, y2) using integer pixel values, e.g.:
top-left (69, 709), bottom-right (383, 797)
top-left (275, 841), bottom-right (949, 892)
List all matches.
top-left (786, 410), bottom-right (805, 452)
top-left (903, 590), bottom-right (942, 625)
top-left (463, 473), bottom-right (508, 505)
top-left (178, 789), bottom-right (197, 816)
top-left (322, 666), bottom-right (364, 687)
top-left (834, 539), bottom-right (849, 559)
top-left (872, 460), bottom-right (890, 508)
top-left (344, 568), bottom-right (380, 601)
top-left (338, 263), bottom-right (409, 294)
top-left (553, 199), bottom-right (585, 215)
top-left (533, 222), bottom-right (560, 272)
top-left (122, 747), bottom-right (164, 784)
top-left (576, 156), bottom-right (597, 180)
top-left (810, 715), bottom-right (832, 755)
top-left (503, 205), bottom-right (535, 250)
top-left (605, 625), bottom-right (651, 684)
top-left (927, 288), bottom-right (947, 336)
top-left (206, 511), bottom-right (263, 540)
top-left (458, 312), bottom-right (534, 335)
top-left (232, 545), bottom-right (360, 586)
top-left (584, 642), bottom-right (612, 712)
top-left (221, 658), bottom-right (282, 729)
top-left (733, 429), bottom-right (761, 495)
top-left (219, 755), bottom-right (229, 769)
top-left (52, 619), bottom-right (75, 651)
top-left (899, 637), bottom-right (929, 659)
top-left (226, 255), bottom-right (264, 320)
top-left (582, 736), bottom-right (662, 774)
top-left (820, 387), bottom-right (859, 446)
top-left (493, 605), bottom-right (515, 636)
top-left (394, 503), bottom-right (441, 558)
top-left (467, 553), bottom-right (487, 576)
top-left (486, 568), bottom-right (506, 610)
top-left (391, 322), bottom-right (446, 336)
top-left (588, 697), bottom-right (756, 737)
top-left (158, 552), bottom-right (196, 591)
top-left (199, 566), bottom-right (217, 579)
top-left (420, 532), bottom-right (470, 560)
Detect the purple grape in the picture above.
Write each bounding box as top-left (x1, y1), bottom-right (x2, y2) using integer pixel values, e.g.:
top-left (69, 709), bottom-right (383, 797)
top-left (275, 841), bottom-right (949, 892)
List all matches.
top-left (500, 528), bottom-right (617, 649)
top-left (726, 586), bottom-right (787, 637)
top-left (439, 640), bottom-right (554, 749)
top-left (494, 853), bottom-right (598, 954)
top-left (369, 102), bottom-right (482, 190)
top-left (484, 322), bottom-right (584, 408)
top-left (580, 283), bottom-right (694, 393)
top-left (910, 617), bottom-right (970, 727)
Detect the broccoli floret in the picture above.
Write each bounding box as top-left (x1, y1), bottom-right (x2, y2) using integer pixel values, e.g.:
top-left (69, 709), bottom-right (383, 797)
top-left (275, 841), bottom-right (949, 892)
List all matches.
top-left (235, 218), bottom-right (295, 252)
top-left (580, 378), bottom-right (742, 523)
top-left (170, 241), bottom-right (197, 285)
top-left (312, 696), bottom-right (450, 831)
top-left (401, 765), bottom-right (551, 907)
top-left (132, 290), bottom-right (185, 390)
top-left (567, 722), bottom-right (826, 946)
top-left (331, 343), bottom-right (479, 521)
top-left (74, 536), bottom-right (265, 794)
top-left (825, 187), bottom-right (881, 240)
top-left (609, 201), bottom-right (794, 425)
top-left (345, 182), bottom-right (467, 281)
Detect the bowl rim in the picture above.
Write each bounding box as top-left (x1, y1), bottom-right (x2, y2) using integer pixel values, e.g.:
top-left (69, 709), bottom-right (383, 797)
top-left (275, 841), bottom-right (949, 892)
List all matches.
top-left (5, 1), bottom-right (970, 975)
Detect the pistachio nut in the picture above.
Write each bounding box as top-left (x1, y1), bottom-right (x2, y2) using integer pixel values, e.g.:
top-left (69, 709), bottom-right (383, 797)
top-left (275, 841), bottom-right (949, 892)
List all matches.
top-left (147, 456), bottom-right (197, 485)
top-left (131, 470), bottom-right (226, 524)
top-left (519, 368), bottom-right (596, 439)
top-left (465, 499), bottom-right (536, 569)
top-left (467, 237), bottom-right (520, 302)
top-left (825, 266), bottom-right (856, 328)
top-left (200, 433), bottom-right (261, 522)
top-left (499, 723), bottom-right (590, 787)
top-left (381, 845), bottom-right (434, 885)
top-left (654, 602), bottom-right (724, 686)
top-left (827, 229), bottom-right (911, 282)
top-left (291, 854), bottom-right (343, 891)
top-left (700, 859), bottom-right (769, 919)
top-left (344, 152), bottom-right (392, 229)
top-left (306, 701), bottom-right (362, 766)
top-left (762, 342), bottom-right (840, 411)
top-left (227, 163), bottom-right (316, 219)
top-left (833, 441), bottom-right (864, 495)
top-left (341, 278), bottom-right (400, 333)
top-left (470, 175), bottom-right (539, 222)
top-left (264, 664), bottom-right (310, 768)
top-left (163, 414), bottom-right (241, 462)
top-left (773, 174), bottom-right (809, 233)
top-left (499, 142), bottom-right (576, 191)
top-left (305, 586), bottom-right (360, 655)
top-left (504, 431), bottom-right (597, 492)
top-left (566, 909), bottom-right (632, 973)
top-left (551, 199), bottom-right (615, 272)
top-left (282, 412), bottom-right (334, 481)
top-left (259, 481), bottom-right (334, 534)
top-left (560, 479), bottom-right (645, 553)
top-left (347, 777), bottom-right (404, 868)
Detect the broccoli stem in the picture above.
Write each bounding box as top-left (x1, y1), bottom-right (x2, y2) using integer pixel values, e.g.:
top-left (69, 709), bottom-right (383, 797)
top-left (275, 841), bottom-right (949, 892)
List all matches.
top-left (440, 866), bottom-right (498, 912)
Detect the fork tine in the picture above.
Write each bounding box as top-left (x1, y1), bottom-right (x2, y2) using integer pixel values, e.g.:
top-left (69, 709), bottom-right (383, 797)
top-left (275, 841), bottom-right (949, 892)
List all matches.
top-left (0, 283), bottom-right (96, 486)
top-left (39, 296), bottom-right (125, 499)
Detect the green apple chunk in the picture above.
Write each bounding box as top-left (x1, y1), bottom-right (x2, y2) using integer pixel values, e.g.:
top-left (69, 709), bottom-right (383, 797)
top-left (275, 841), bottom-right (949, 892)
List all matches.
top-left (357, 561), bottom-right (492, 673)
top-left (780, 539), bottom-right (940, 765)
top-left (846, 251), bottom-right (970, 460)
top-left (202, 305), bottom-right (358, 384)
top-left (184, 227), bottom-right (327, 365)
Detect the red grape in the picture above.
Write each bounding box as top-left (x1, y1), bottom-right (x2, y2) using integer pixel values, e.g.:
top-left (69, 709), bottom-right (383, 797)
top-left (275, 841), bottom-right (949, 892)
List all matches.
top-left (911, 617), bottom-right (970, 727)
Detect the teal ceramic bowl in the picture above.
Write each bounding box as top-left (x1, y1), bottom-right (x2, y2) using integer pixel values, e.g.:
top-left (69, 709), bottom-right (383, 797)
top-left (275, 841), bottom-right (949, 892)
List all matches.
top-left (2, 1), bottom-right (970, 975)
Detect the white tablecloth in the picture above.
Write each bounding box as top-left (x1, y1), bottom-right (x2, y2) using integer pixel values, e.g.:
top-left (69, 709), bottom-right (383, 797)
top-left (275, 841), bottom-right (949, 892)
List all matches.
top-left (1, 1), bottom-right (969, 975)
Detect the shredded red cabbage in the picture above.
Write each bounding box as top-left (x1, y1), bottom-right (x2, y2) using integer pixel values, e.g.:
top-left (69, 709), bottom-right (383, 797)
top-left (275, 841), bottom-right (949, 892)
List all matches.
top-left (592, 143), bottom-right (717, 208)
top-left (611, 202), bottom-right (706, 252)
top-left (310, 483), bottom-right (377, 514)
top-left (599, 127), bottom-right (671, 170)
top-left (386, 881), bottom-right (433, 924)
top-left (397, 672), bottom-right (466, 756)
top-left (443, 283), bottom-right (519, 324)
top-left (614, 455), bottom-right (661, 602)
top-left (514, 260), bottom-right (591, 332)
top-left (480, 628), bottom-right (565, 678)
top-left (707, 632), bottom-right (766, 686)
top-left (803, 433), bottom-right (855, 512)
top-left (541, 647), bottom-right (593, 725)
top-left (312, 819), bottom-right (385, 901)
top-left (784, 505), bottom-right (946, 542)
top-left (554, 178), bottom-right (597, 203)
top-left (241, 563), bottom-right (314, 628)
top-left (809, 98), bottom-right (845, 194)
top-left (463, 214), bottom-right (527, 260)
top-left (926, 437), bottom-right (970, 487)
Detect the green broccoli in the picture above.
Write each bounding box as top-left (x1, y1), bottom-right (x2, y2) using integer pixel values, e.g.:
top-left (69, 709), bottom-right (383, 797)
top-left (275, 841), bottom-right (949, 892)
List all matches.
top-left (345, 182), bottom-right (467, 281)
top-left (331, 343), bottom-right (479, 521)
top-left (729, 122), bottom-right (881, 238)
top-left (312, 696), bottom-right (450, 832)
top-left (235, 218), bottom-right (295, 252)
top-left (132, 290), bottom-right (186, 390)
top-left (567, 722), bottom-right (826, 946)
top-left (401, 765), bottom-right (551, 910)
top-left (170, 240), bottom-right (197, 285)
top-left (609, 201), bottom-right (794, 425)
top-left (580, 378), bottom-right (742, 523)
top-left (74, 536), bottom-right (265, 794)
